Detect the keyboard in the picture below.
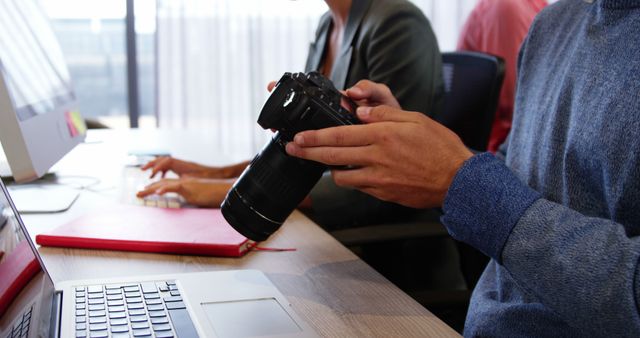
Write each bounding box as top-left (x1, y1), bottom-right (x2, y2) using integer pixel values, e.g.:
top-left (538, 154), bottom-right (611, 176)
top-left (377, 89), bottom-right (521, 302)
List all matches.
top-left (133, 194), bottom-right (184, 209)
top-left (122, 168), bottom-right (185, 209)
top-left (74, 280), bottom-right (198, 338)
top-left (6, 305), bottom-right (33, 338)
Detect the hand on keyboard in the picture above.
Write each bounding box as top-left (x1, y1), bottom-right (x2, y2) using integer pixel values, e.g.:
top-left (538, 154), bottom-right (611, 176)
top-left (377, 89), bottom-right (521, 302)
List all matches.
top-left (136, 177), bottom-right (233, 208)
top-left (141, 156), bottom-right (222, 179)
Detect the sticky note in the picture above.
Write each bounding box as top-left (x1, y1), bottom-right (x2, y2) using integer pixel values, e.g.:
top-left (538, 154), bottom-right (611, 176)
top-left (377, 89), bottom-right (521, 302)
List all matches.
top-left (65, 110), bottom-right (87, 137)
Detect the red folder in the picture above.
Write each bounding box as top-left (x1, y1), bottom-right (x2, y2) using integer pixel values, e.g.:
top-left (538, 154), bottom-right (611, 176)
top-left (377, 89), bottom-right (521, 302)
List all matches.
top-left (36, 205), bottom-right (255, 257)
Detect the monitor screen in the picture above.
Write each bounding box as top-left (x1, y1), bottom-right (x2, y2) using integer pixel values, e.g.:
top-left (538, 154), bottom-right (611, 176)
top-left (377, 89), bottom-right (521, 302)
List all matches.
top-left (0, 0), bottom-right (75, 121)
top-left (0, 0), bottom-right (85, 183)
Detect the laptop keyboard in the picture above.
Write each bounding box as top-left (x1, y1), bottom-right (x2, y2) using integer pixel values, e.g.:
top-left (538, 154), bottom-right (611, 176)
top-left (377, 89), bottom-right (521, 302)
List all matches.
top-left (74, 280), bottom-right (198, 338)
top-left (6, 305), bottom-right (32, 338)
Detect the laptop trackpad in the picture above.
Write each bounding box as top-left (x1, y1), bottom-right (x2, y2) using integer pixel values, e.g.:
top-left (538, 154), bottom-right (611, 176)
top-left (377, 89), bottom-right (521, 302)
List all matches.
top-left (202, 298), bottom-right (302, 337)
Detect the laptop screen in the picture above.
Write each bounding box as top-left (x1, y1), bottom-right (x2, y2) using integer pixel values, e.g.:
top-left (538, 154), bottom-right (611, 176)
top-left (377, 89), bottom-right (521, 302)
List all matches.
top-left (0, 177), bottom-right (55, 337)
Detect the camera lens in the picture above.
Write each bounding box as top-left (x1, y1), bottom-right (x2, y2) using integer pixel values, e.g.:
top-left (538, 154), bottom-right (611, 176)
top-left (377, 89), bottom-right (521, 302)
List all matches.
top-left (221, 133), bottom-right (325, 241)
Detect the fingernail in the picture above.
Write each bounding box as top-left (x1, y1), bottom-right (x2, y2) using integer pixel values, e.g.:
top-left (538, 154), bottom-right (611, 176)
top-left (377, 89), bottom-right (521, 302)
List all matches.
top-left (285, 142), bottom-right (298, 155)
top-left (357, 106), bottom-right (371, 118)
top-left (294, 134), bottom-right (305, 145)
top-left (348, 87), bottom-right (363, 96)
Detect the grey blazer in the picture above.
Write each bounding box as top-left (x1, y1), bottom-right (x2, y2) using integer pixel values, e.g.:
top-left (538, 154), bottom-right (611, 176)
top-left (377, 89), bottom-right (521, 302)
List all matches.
top-left (305, 0), bottom-right (444, 116)
top-left (306, 0), bottom-right (444, 229)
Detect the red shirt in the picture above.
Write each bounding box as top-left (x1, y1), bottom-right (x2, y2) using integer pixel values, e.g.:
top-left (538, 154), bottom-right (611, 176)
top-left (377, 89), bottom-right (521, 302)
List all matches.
top-left (458, 0), bottom-right (547, 153)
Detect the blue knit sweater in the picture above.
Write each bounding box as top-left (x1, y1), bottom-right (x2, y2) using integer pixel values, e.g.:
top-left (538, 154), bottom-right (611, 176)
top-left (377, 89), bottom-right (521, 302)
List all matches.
top-left (441, 0), bottom-right (640, 336)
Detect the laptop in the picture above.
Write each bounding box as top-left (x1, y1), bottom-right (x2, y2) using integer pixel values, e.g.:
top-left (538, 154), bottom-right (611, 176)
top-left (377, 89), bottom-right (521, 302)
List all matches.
top-left (0, 178), bottom-right (317, 338)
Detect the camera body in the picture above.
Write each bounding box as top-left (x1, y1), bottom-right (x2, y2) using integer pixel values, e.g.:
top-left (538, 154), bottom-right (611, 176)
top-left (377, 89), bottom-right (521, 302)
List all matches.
top-left (221, 72), bottom-right (359, 241)
top-left (256, 71), bottom-right (359, 139)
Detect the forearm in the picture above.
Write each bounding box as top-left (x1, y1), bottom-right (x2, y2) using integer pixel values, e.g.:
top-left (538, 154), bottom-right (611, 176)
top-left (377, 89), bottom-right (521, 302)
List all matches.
top-left (213, 160), bottom-right (250, 179)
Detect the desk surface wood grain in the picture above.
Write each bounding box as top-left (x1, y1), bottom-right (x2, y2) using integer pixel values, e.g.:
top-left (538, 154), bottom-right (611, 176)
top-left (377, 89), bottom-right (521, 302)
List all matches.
top-left (24, 130), bottom-right (460, 337)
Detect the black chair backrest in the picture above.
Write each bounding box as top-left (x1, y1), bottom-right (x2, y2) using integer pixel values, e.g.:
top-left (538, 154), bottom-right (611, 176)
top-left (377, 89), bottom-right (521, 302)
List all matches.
top-left (433, 51), bottom-right (505, 152)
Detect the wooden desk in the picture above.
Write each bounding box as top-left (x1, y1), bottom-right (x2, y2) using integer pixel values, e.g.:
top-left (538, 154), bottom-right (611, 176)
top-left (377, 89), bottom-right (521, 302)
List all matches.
top-left (23, 130), bottom-right (459, 337)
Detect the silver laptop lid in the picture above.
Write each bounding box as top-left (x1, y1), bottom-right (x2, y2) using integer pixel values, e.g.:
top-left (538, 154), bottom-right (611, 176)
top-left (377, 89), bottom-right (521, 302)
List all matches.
top-left (0, 176), bottom-right (56, 337)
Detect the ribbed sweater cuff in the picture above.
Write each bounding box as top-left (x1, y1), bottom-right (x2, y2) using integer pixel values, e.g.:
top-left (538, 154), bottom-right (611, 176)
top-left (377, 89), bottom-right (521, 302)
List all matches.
top-left (441, 153), bottom-right (541, 263)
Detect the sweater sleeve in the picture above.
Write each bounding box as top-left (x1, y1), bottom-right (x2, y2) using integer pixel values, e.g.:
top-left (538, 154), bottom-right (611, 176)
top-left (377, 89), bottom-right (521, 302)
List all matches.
top-left (441, 152), bottom-right (540, 261)
top-left (442, 153), bottom-right (640, 334)
top-left (504, 199), bottom-right (640, 334)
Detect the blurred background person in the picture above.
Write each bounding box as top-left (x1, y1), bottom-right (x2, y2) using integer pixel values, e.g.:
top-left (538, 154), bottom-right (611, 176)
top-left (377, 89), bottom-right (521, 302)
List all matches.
top-left (138, 0), bottom-right (444, 232)
top-left (457, 0), bottom-right (547, 153)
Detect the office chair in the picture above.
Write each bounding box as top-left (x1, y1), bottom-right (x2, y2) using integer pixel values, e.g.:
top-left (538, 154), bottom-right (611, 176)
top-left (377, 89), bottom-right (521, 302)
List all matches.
top-left (434, 51), bottom-right (505, 291)
top-left (434, 51), bottom-right (505, 152)
top-left (330, 52), bottom-right (505, 326)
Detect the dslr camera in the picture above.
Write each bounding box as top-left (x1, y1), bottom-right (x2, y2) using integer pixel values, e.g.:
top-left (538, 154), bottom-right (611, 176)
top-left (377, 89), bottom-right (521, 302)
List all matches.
top-left (221, 71), bottom-right (359, 241)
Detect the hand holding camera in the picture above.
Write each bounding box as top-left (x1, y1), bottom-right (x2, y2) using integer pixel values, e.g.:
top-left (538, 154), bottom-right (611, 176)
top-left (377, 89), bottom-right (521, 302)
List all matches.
top-left (221, 72), bottom-right (360, 241)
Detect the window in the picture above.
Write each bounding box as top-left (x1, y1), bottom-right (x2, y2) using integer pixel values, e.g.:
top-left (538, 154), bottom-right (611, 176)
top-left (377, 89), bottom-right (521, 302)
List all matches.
top-left (38, 0), bottom-right (478, 132)
top-left (40, 0), bottom-right (156, 128)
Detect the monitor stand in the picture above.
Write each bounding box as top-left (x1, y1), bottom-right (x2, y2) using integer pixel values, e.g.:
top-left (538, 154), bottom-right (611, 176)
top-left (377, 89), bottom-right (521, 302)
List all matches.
top-left (2, 170), bottom-right (80, 214)
top-left (0, 159), bottom-right (11, 178)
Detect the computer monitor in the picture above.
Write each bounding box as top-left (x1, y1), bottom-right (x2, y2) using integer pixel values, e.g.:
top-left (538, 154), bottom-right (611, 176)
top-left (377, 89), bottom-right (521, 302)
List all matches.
top-left (0, 0), bottom-right (86, 183)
